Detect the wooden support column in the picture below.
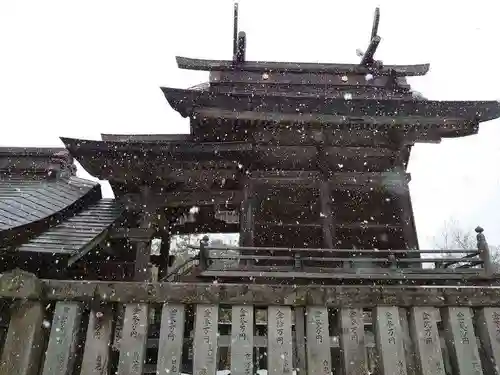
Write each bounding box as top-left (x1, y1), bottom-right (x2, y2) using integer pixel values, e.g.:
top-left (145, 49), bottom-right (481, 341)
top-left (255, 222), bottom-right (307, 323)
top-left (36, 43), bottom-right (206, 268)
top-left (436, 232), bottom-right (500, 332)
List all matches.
top-left (239, 180), bottom-right (255, 247)
top-left (316, 136), bottom-right (337, 250)
top-left (393, 145), bottom-right (419, 253)
top-left (319, 181), bottom-right (335, 249)
top-left (133, 186), bottom-right (155, 282)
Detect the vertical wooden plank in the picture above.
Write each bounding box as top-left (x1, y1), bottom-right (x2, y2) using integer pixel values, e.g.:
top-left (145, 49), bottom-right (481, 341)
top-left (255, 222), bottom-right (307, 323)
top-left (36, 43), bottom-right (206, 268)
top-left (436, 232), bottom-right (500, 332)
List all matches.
top-left (399, 308), bottom-right (417, 375)
top-left (442, 307), bottom-right (483, 375)
top-left (80, 305), bottom-right (114, 375)
top-left (268, 306), bottom-right (293, 375)
top-left (157, 304), bottom-right (186, 375)
top-left (193, 304), bottom-right (219, 375)
top-left (374, 306), bottom-right (407, 375)
top-left (117, 303), bottom-right (149, 375)
top-left (339, 308), bottom-right (368, 375)
top-left (476, 307), bottom-right (500, 374)
top-left (409, 307), bottom-right (445, 375)
top-left (0, 301), bottom-right (45, 375)
top-left (319, 181), bottom-right (336, 249)
top-left (112, 305), bottom-right (125, 351)
top-left (41, 302), bottom-right (83, 375)
top-left (230, 305), bottom-right (254, 375)
top-left (306, 306), bottom-right (331, 375)
top-left (293, 307), bottom-right (307, 375)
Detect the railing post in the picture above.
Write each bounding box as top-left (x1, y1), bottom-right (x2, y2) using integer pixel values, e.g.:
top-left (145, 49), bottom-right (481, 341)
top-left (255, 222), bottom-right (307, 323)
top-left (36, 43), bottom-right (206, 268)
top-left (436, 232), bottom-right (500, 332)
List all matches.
top-left (199, 235), bottom-right (210, 270)
top-left (476, 226), bottom-right (494, 275)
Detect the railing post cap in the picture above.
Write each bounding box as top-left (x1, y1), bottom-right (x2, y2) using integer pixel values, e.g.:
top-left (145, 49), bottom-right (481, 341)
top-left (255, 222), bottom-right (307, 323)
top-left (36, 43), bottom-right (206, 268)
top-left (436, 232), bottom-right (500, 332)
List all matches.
top-left (475, 226), bottom-right (484, 233)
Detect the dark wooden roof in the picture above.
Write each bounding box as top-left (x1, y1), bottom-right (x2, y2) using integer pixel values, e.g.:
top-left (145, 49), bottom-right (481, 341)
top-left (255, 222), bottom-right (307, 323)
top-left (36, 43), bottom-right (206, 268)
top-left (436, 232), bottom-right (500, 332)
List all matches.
top-left (176, 56), bottom-right (430, 76)
top-left (16, 199), bottom-right (123, 260)
top-left (161, 87), bottom-right (500, 124)
top-left (101, 134), bottom-right (192, 142)
top-left (0, 176), bottom-right (98, 232)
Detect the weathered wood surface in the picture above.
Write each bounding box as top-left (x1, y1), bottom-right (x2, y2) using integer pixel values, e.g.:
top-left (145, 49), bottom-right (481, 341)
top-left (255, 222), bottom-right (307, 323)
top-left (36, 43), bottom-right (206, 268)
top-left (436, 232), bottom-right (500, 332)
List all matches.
top-left (41, 302), bottom-right (83, 375)
top-left (443, 307), bottom-right (483, 375)
top-left (193, 304), bottom-right (219, 375)
top-left (306, 306), bottom-right (331, 375)
top-left (374, 306), bottom-right (407, 375)
top-left (157, 304), bottom-right (185, 375)
top-left (476, 307), bottom-right (500, 374)
top-left (409, 307), bottom-right (445, 375)
top-left (80, 306), bottom-right (114, 375)
top-left (117, 304), bottom-right (149, 375)
top-left (2, 277), bottom-right (500, 306)
top-left (268, 306), bottom-right (293, 375)
top-left (339, 307), bottom-right (368, 375)
top-left (230, 305), bottom-right (254, 375)
top-left (0, 301), bottom-right (45, 375)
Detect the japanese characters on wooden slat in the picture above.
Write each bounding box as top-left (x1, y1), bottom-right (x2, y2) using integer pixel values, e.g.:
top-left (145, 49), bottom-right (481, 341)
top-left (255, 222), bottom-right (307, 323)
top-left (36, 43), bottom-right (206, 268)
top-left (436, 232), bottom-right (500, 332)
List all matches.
top-left (443, 307), bottom-right (483, 375)
top-left (339, 308), bottom-right (367, 375)
top-left (157, 304), bottom-right (185, 375)
top-left (268, 306), bottom-right (293, 375)
top-left (117, 304), bottom-right (149, 375)
top-left (374, 306), bottom-right (407, 375)
top-left (231, 305), bottom-right (254, 375)
top-left (80, 306), bottom-right (114, 375)
top-left (194, 305), bottom-right (219, 375)
top-left (476, 308), bottom-right (500, 374)
top-left (306, 306), bottom-right (331, 375)
top-left (409, 307), bottom-right (445, 375)
top-left (41, 302), bottom-right (83, 375)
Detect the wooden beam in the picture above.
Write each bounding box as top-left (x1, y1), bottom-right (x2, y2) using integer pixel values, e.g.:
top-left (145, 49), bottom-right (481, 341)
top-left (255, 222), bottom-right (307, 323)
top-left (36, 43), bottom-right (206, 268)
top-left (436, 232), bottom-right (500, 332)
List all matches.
top-left (319, 182), bottom-right (336, 248)
top-left (122, 190), bottom-right (243, 210)
top-left (109, 227), bottom-right (156, 242)
top-left (5, 277), bottom-right (500, 305)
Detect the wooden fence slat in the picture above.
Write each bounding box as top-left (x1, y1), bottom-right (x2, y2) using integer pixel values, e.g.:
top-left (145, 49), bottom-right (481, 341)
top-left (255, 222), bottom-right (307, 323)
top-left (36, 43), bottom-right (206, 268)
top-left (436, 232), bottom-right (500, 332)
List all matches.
top-left (80, 305), bottom-right (114, 375)
top-left (339, 308), bottom-right (367, 375)
top-left (293, 307), bottom-right (307, 375)
top-left (193, 304), bottom-right (219, 375)
top-left (409, 307), bottom-right (445, 375)
top-left (267, 306), bottom-right (293, 375)
top-left (442, 307), bottom-right (483, 375)
top-left (0, 301), bottom-right (45, 375)
top-left (157, 304), bottom-right (185, 375)
top-left (306, 306), bottom-right (331, 375)
top-left (117, 304), bottom-right (149, 375)
top-left (230, 305), bottom-right (254, 375)
top-left (399, 308), bottom-right (417, 375)
top-left (374, 306), bottom-right (407, 375)
top-left (112, 304), bottom-right (125, 351)
top-left (41, 302), bottom-right (83, 375)
top-left (476, 307), bottom-right (500, 374)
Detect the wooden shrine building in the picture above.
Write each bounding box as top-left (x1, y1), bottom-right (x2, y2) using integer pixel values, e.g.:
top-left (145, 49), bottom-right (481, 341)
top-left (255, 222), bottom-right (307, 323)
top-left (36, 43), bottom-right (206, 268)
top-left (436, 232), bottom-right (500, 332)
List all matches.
top-left (1, 6), bottom-right (500, 375)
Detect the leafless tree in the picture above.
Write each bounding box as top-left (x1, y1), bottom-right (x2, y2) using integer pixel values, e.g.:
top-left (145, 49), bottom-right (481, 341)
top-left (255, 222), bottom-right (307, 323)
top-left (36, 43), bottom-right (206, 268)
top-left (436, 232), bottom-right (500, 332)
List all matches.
top-left (432, 218), bottom-right (500, 268)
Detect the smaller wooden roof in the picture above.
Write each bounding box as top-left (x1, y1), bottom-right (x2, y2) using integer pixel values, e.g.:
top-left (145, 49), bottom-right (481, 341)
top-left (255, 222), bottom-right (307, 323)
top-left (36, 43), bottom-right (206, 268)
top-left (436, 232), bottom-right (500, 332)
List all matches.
top-left (176, 56), bottom-right (430, 76)
top-left (17, 199), bottom-right (123, 260)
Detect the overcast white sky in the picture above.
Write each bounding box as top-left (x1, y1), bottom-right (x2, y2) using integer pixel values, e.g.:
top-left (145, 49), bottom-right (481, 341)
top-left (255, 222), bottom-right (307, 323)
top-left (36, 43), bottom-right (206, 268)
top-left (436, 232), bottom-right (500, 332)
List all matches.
top-left (1, 0), bottom-right (499, 248)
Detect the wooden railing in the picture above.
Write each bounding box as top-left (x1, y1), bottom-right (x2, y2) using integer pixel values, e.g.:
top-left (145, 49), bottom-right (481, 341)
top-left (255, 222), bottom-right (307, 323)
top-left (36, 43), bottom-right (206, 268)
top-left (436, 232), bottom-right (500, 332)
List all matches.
top-left (1, 270), bottom-right (500, 375)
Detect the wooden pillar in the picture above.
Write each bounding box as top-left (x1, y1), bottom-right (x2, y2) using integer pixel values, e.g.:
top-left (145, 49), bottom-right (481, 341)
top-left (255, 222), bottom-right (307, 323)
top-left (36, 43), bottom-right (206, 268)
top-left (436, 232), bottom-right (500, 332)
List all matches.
top-left (239, 180), bottom-right (255, 247)
top-left (319, 181), bottom-right (336, 249)
top-left (134, 187), bottom-right (155, 282)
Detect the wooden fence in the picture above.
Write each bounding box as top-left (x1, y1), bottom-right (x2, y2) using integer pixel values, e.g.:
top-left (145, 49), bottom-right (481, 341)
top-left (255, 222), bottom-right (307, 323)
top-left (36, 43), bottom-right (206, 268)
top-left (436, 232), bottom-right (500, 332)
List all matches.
top-left (1, 270), bottom-right (500, 375)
